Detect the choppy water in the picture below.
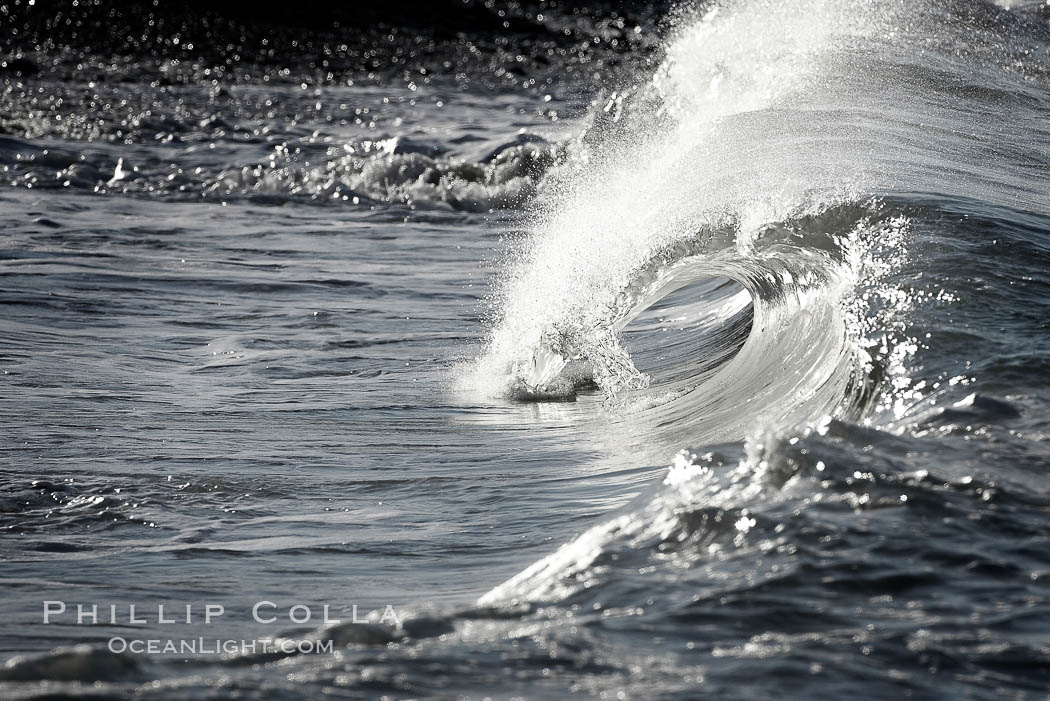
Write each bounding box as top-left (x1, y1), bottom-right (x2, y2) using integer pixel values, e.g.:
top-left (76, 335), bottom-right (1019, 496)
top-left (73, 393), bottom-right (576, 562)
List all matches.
top-left (3, 0), bottom-right (1050, 698)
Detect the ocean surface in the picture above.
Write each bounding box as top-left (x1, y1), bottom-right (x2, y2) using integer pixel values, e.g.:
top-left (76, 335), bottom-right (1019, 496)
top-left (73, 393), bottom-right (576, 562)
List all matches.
top-left (3, 0), bottom-right (1050, 697)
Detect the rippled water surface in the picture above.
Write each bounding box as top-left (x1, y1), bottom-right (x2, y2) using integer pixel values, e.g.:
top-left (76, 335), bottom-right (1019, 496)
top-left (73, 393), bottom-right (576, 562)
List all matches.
top-left (3, 0), bottom-right (1050, 698)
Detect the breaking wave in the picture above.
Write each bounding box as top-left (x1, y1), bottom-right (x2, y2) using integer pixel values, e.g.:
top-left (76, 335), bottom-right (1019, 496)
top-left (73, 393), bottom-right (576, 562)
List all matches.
top-left (462, 0), bottom-right (1050, 603)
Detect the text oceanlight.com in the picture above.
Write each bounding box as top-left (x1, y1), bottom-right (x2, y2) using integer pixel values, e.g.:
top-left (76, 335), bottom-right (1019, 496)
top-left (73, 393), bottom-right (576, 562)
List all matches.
top-left (108, 637), bottom-right (335, 655)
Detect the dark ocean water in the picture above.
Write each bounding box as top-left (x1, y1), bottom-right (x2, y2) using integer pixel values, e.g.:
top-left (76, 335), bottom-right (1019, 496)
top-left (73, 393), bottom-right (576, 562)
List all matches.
top-left (3, 0), bottom-right (1050, 698)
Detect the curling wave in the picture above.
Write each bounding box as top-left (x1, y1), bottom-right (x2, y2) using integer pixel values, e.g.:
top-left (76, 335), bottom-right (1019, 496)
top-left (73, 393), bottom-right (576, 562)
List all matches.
top-left (463, 0), bottom-right (912, 429)
top-left (464, 0), bottom-right (1050, 605)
